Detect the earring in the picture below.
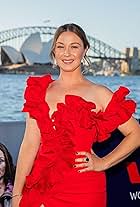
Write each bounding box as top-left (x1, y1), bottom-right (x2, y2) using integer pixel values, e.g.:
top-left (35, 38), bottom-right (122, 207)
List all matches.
top-left (53, 58), bottom-right (57, 68)
top-left (81, 57), bottom-right (86, 65)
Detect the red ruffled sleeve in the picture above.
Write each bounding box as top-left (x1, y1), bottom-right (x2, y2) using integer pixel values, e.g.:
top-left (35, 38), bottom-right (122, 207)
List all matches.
top-left (22, 74), bottom-right (53, 119)
top-left (95, 86), bottom-right (136, 142)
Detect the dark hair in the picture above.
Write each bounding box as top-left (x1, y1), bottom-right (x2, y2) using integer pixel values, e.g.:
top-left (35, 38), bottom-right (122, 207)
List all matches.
top-left (50, 23), bottom-right (90, 65)
top-left (0, 143), bottom-right (15, 185)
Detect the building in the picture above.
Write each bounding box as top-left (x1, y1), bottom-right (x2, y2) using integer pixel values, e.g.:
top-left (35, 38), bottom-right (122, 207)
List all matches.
top-left (0, 32), bottom-right (52, 65)
top-left (124, 47), bottom-right (140, 73)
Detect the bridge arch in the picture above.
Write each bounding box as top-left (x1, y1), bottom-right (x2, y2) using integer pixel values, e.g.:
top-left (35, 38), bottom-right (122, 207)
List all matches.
top-left (0, 26), bottom-right (126, 60)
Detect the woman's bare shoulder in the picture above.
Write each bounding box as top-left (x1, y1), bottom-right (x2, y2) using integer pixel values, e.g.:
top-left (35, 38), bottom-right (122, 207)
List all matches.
top-left (85, 79), bottom-right (113, 110)
top-left (85, 79), bottom-right (112, 95)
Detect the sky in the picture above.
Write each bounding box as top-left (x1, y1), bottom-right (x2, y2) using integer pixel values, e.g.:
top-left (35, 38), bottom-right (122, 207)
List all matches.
top-left (0, 0), bottom-right (140, 50)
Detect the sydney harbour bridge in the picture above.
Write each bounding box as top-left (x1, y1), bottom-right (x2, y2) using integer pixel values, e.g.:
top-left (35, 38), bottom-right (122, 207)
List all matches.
top-left (0, 26), bottom-right (128, 74)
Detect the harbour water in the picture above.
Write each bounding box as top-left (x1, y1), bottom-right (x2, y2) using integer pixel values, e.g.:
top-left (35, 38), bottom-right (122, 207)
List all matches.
top-left (0, 74), bottom-right (140, 121)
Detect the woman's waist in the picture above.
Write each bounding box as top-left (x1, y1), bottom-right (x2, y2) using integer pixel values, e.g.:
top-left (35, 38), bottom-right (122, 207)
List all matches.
top-left (50, 170), bottom-right (106, 193)
top-left (64, 167), bottom-right (105, 180)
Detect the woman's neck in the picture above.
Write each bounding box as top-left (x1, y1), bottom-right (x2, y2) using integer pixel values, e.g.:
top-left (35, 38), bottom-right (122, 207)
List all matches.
top-left (0, 178), bottom-right (5, 196)
top-left (58, 70), bottom-right (85, 86)
top-left (0, 177), bottom-right (4, 185)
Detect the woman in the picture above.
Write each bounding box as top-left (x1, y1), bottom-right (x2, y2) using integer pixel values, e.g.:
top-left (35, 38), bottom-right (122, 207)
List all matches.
top-left (0, 143), bottom-right (15, 207)
top-left (12, 23), bottom-right (140, 207)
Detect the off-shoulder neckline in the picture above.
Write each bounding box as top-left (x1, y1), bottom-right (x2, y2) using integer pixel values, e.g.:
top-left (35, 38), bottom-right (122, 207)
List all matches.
top-left (43, 74), bottom-right (129, 119)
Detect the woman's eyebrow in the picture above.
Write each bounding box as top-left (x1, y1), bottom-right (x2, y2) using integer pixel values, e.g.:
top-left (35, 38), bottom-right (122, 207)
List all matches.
top-left (56, 42), bottom-right (64, 45)
top-left (56, 42), bottom-right (81, 46)
top-left (71, 42), bottom-right (81, 45)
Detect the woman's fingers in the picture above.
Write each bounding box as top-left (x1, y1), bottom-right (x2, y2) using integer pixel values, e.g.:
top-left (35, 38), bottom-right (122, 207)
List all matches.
top-left (78, 167), bottom-right (89, 173)
top-left (74, 151), bottom-right (92, 170)
top-left (74, 162), bottom-right (88, 168)
top-left (75, 157), bottom-right (89, 163)
top-left (74, 150), bottom-right (105, 172)
top-left (76, 151), bottom-right (90, 156)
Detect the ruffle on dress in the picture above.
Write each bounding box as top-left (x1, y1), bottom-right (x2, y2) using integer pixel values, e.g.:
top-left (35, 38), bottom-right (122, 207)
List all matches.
top-left (21, 75), bottom-right (136, 194)
top-left (51, 86), bottom-right (136, 142)
top-left (22, 75), bottom-right (52, 121)
top-left (22, 75), bottom-right (75, 193)
top-left (92, 86), bottom-right (136, 142)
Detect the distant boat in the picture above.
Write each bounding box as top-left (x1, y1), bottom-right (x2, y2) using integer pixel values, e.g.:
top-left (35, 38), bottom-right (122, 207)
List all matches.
top-left (120, 73), bottom-right (126, 77)
top-left (95, 70), bottom-right (104, 76)
top-left (111, 70), bottom-right (120, 76)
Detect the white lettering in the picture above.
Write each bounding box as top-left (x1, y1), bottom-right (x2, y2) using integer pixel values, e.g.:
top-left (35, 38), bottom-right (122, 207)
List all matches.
top-left (129, 191), bottom-right (140, 200)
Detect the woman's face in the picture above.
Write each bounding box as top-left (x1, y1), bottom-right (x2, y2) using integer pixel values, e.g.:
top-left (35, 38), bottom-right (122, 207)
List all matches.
top-left (54, 31), bottom-right (87, 72)
top-left (0, 150), bottom-right (6, 179)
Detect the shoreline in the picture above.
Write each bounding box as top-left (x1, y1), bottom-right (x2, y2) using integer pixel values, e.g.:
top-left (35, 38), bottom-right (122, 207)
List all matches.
top-left (0, 64), bottom-right (140, 76)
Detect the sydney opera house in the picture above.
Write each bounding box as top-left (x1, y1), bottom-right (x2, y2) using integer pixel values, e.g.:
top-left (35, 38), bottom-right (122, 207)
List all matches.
top-left (1, 32), bottom-right (52, 65)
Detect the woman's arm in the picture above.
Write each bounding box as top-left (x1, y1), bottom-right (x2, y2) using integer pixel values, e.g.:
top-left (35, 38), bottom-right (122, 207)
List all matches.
top-left (94, 86), bottom-right (140, 170)
top-left (12, 113), bottom-right (41, 205)
top-left (75, 86), bottom-right (140, 172)
top-left (103, 117), bottom-right (140, 169)
top-left (75, 117), bottom-right (140, 172)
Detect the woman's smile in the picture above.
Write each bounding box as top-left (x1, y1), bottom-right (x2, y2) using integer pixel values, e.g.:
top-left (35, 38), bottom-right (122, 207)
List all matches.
top-left (62, 59), bottom-right (74, 64)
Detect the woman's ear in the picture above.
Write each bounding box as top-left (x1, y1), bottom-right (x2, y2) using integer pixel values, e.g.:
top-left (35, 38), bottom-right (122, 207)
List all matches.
top-left (52, 51), bottom-right (55, 58)
top-left (83, 46), bottom-right (89, 58)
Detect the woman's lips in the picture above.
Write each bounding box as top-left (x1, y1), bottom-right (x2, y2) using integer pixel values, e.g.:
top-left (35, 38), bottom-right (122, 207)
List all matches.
top-left (62, 59), bottom-right (74, 64)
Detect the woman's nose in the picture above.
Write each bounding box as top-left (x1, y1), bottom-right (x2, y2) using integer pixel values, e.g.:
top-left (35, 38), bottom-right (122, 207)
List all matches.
top-left (64, 47), bottom-right (71, 56)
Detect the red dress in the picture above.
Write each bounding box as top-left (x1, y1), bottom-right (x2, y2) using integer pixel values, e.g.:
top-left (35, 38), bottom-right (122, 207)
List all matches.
top-left (20, 74), bottom-right (136, 207)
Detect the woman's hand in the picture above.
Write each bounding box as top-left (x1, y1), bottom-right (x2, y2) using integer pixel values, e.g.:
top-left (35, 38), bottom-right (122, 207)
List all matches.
top-left (74, 149), bottom-right (108, 173)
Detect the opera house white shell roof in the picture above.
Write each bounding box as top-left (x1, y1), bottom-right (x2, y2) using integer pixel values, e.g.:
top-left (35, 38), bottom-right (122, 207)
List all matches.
top-left (1, 32), bottom-right (52, 65)
top-left (1, 46), bottom-right (24, 64)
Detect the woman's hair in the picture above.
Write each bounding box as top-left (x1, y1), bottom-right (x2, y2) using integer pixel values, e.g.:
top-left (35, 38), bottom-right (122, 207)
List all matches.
top-left (0, 143), bottom-right (15, 185)
top-left (50, 23), bottom-right (91, 65)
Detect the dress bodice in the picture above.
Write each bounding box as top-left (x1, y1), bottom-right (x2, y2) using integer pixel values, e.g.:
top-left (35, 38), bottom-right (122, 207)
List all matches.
top-left (22, 74), bottom-right (136, 193)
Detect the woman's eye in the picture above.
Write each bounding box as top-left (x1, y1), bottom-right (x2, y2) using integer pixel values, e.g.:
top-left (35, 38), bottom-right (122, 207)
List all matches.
top-left (56, 46), bottom-right (64, 49)
top-left (71, 46), bottom-right (78, 49)
top-left (0, 158), bottom-right (5, 164)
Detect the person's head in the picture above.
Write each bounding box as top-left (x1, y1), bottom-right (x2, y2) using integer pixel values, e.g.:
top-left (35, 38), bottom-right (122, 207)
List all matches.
top-left (50, 23), bottom-right (90, 72)
top-left (0, 143), bottom-right (15, 185)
